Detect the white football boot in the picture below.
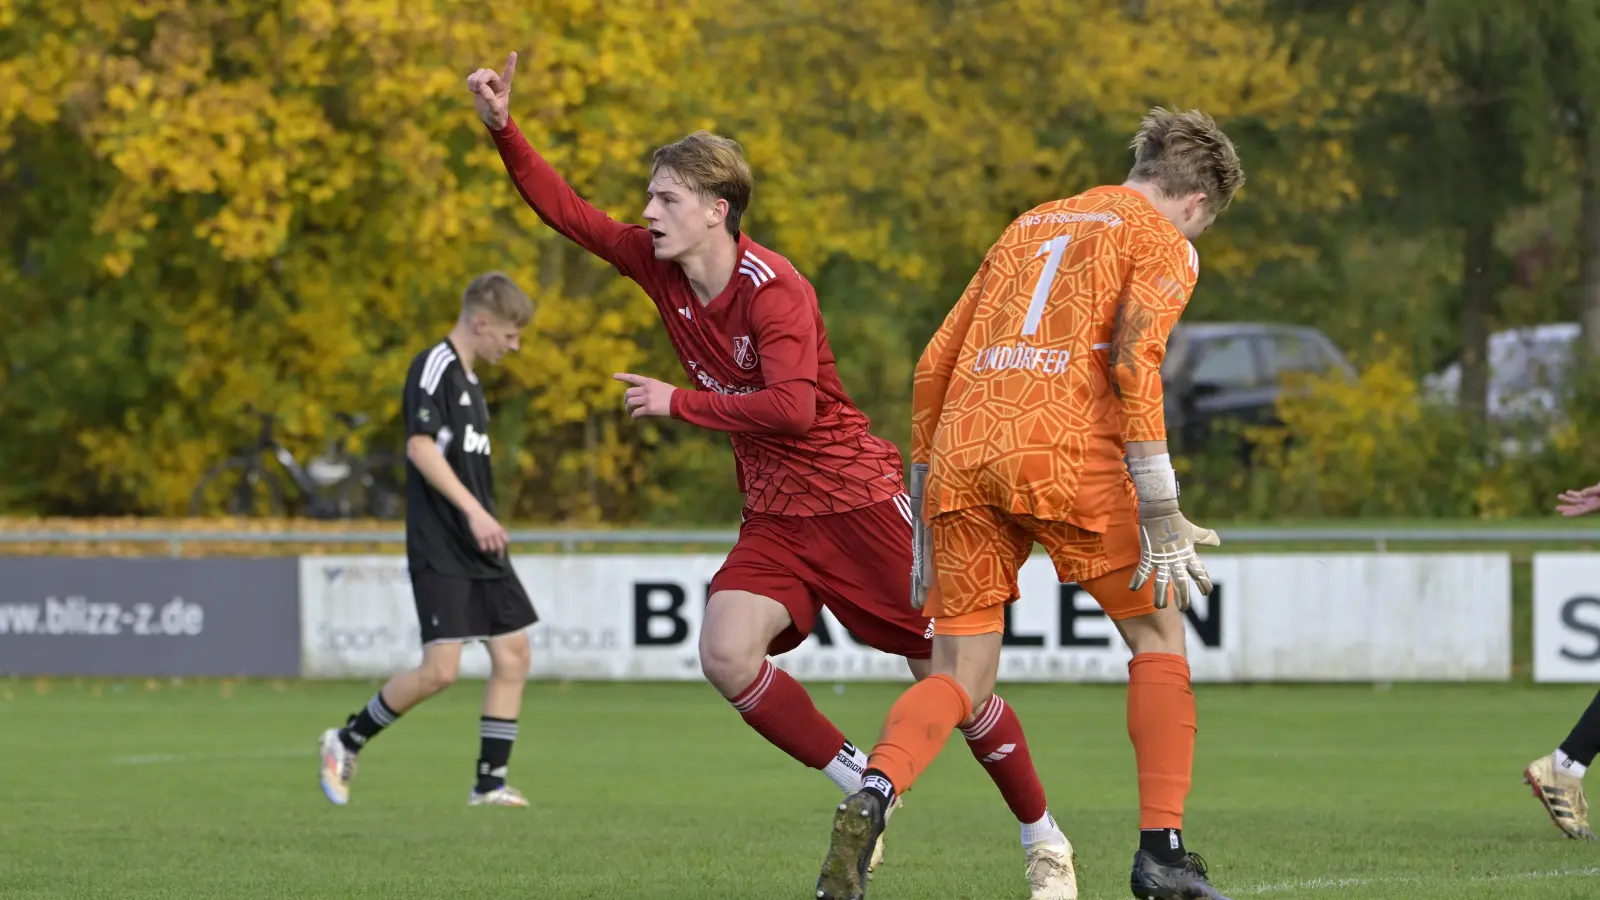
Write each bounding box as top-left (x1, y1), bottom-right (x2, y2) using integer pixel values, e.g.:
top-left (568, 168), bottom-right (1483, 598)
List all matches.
top-left (469, 784), bottom-right (530, 807)
top-left (1024, 835), bottom-right (1078, 899)
top-left (318, 728), bottom-right (357, 806)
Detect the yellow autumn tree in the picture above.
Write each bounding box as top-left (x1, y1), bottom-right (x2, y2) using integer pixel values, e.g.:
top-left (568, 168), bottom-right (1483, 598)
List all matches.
top-left (1, 0), bottom-right (717, 520)
top-left (691, 0), bottom-right (1356, 277)
top-left (638, 0), bottom-right (1365, 510)
top-left (1, 0), bottom-right (1365, 522)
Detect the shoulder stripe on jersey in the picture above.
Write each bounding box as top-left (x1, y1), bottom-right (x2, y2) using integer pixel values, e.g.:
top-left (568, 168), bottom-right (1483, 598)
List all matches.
top-left (420, 343), bottom-right (456, 395)
top-left (1187, 241), bottom-right (1200, 276)
top-left (421, 344), bottom-right (455, 395)
top-left (745, 253), bottom-right (777, 280)
top-left (739, 261), bottom-right (771, 287)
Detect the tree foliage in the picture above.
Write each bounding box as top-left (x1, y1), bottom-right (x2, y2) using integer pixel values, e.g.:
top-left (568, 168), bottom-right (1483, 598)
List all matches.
top-left (1, 0), bottom-right (702, 518)
top-left (4, 0), bottom-right (1600, 521)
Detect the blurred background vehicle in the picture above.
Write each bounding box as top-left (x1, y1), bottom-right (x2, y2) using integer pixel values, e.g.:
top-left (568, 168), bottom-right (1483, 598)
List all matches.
top-left (1162, 322), bottom-right (1356, 455)
top-left (1423, 323), bottom-right (1580, 452)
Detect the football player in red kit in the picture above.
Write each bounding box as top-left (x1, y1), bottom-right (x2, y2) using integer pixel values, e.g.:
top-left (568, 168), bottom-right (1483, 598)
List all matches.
top-left (467, 52), bottom-right (1076, 898)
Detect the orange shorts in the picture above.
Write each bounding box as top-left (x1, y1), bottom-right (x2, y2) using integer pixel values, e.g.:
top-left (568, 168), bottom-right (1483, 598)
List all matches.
top-left (924, 502), bottom-right (1153, 636)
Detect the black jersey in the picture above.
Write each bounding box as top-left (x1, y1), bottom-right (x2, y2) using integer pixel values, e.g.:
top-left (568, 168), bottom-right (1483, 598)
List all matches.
top-left (402, 338), bottom-right (510, 579)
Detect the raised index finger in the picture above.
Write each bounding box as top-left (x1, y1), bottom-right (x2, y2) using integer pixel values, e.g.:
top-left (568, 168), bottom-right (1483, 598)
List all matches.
top-left (503, 51), bottom-right (518, 86)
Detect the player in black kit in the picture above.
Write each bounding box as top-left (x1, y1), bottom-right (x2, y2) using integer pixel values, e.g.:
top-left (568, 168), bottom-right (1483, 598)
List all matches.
top-left (319, 272), bottom-right (538, 808)
top-left (1522, 475), bottom-right (1600, 839)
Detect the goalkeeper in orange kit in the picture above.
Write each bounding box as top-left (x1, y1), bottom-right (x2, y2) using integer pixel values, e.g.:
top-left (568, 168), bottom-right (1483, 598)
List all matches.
top-left (813, 108), bottom-right (1243, 900)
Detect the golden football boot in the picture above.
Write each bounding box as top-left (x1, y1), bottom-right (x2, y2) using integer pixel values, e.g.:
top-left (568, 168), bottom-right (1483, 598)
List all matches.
top-left (1524, 753), bottom-right (1596, 839)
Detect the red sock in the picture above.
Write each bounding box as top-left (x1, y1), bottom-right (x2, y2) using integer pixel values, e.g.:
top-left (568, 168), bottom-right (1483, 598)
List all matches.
top-left (1127, 653), bottom-right (1196, 830)
top-left (730, 660), bottom-right (853, 772)
top-left (963, 694), bottom-right (1049, 824)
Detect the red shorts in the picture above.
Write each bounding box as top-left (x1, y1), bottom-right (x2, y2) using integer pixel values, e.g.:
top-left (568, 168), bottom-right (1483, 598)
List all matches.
top-left (709, 495), bottom-right (933, 660)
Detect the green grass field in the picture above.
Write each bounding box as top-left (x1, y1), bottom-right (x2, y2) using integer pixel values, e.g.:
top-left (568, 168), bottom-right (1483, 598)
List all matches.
top-left (2, 679), bottom-right (1599, 899)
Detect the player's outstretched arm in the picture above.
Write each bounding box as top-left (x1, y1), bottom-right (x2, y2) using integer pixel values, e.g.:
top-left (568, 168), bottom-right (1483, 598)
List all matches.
top-left (467, 51), bottom-right (653, 279)
top-left (1557, 481), bottom-right (1600, 517)
top-left (1112, 236), bottom-right (1218, 611)
top-left (617, 373), bottom-right (816, 435)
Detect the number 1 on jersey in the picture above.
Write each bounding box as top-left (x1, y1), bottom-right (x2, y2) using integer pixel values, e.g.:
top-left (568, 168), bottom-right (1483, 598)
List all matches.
top-left (1022, 236), bottom-right (1070, 337)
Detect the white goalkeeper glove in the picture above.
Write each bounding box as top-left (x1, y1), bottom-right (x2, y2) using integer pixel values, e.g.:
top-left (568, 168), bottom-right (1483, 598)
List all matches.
top-left (909, 463), bottom-right (934, 610)
top-left (1127, 454), bottom-right (1220, 611)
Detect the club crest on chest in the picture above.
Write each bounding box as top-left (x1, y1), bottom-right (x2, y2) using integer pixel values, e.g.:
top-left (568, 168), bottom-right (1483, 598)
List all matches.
top-left (732, 334), bottom-right (759, 370)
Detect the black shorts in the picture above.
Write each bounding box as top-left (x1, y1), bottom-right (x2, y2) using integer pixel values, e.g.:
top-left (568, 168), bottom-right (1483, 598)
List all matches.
top-left (410, 570), bottom-right (538, 645)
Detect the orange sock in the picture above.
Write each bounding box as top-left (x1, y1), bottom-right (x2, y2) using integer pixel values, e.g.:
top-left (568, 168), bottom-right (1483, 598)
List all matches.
top-left (866, 674), bottom-right (973, 794)
top-left (1127, 652), bottom-right (1196, 830)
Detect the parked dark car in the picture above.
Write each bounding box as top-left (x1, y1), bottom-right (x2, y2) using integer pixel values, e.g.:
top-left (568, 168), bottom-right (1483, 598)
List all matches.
top-left (1160, 322), bottom-right (1356, 453)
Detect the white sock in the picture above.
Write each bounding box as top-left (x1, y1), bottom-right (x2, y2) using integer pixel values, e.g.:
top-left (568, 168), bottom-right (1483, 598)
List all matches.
top-left (1020, 810), bottom-right (1065, 846)
top-left (823, 740), bottom-right (869, 793)
top-left (1556, 748), bottom-right (1589, 779)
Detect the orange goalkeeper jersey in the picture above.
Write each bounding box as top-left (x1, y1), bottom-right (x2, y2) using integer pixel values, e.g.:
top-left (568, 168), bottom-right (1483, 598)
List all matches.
top-left (912, 185), bottom-right (1200, 533)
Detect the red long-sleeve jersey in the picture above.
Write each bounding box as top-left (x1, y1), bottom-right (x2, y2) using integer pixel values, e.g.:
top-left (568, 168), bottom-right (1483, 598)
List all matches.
top-left (490, 118), bottom-right (904, 516)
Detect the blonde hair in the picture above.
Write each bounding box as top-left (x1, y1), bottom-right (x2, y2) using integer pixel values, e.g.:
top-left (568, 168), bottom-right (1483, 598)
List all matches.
top-left (461, 272), bottom-right (533, 327)
top-left (651, 131), bottom-right (754, 237)
top-left (1127, 107), bottom-right (1245, 213)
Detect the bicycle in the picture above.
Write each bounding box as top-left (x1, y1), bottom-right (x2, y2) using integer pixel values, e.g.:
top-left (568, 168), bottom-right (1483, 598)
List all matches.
top-left (188, 409), bottom-right (406, 519)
